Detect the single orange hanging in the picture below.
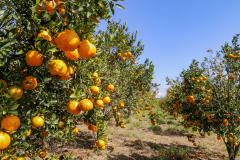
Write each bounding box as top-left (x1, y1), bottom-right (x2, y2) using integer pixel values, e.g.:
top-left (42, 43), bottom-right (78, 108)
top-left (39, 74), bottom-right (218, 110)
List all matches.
top-left (78, 40), bottom-right (96, 59)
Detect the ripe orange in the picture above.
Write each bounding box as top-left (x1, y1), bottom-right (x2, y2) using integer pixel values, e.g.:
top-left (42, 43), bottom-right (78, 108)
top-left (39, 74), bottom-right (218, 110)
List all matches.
top-left (79, 99), bottom-right (93, 111)
top-left (107, 84), bottom-right (114, 91)
top-left (67, 100), bottom-right (81, 115)
top-left (123, 52), bottom-right (128, 57)
top-left (17, 157), bottom-right (26, 160)
top-left (92, 72), bottom-right (98, 80)
top-left (98, 145), bottom-right (105, 150)
top-left (0, 79), bottom-right (7, 93)
top-left (55, 30), bottom-right (80, 52)
top-left (228, 137), bottom-right (234, 142)
top-left (0, 131), bottom-right (11, 150)
top-left (25, 50), bottom-right (43, 66)
top-left (116, 112), bottom-right (120, 116)
top-left (217, 136), bottom-right (221, 140)
top-left (1, 115), bottom-right (21, 131)
top-left (121, 57), bottom-right (126, 61)
top-left (96, 140), bottom-right (105, 148)
top-left (65, 49), bottom-right (80, 60)
top-left (37, 30), bottom-right (52, 41)
top-left (89, 97), bottom-right (96, 104)
top-left (32, 116), bottom-right (44, 128)
top-left (55, 0), bottom-right (65, 13)
top-left (95, 100), bottom-right (104, 107)
top-left (61, 67), bottom-right (74, 80)
top-left (117, 53), bottom-right (121, 57)
top-left (49, 60), bottom-right (68, 76)
top-left (119, 102), bottom-right (124, 108)
top-left (8, 86), bottom-right (23, 99)
top-left (102, 96), bottom-right (111, 104)
top-left (22, 76), bottom-right (37, 90)
top-left (91, 86), bottom-right (99, 94)
top-left (1, 156), bottom-right (12, 160)
top-left (39, 150), bottom-right (47, 158)
top-left (88, 125), bottom-right (98, 132)
top-left (78, 40), bottom-right (96, 59)
top-left (113, 106), bottom-right (117, 110)
top-left (36, 0), bottom-right (54, 14)
top-left (127, 52), bottom-right (132, 57)
top-left (73, 127), bottom-right (79, 134)
top-left (234, 142), bottom-right (238, 146)
top-left (223, 119), bottom-right (228, 124)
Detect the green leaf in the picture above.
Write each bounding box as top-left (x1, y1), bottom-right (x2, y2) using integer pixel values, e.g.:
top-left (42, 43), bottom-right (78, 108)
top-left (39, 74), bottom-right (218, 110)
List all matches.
top-left (55, 19), bottom-right (62, 26)
top-left (36, 0), bottom-right (40, 4)
top-left (8, 110), bottom-right (18, 115)
top-left (13, 14), bottom-right (18, 20)
top-left (10, 104), bottom-right (20, 111)
top-left (115, 4), bottom-right (125, 9)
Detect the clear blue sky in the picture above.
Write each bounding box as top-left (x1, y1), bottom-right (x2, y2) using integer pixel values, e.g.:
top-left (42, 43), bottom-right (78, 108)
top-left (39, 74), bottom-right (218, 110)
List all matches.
top-left (98, 0), bottom-right (240, 97)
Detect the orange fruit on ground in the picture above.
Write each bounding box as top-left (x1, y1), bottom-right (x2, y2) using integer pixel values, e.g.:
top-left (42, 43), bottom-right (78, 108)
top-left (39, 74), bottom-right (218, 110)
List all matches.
top-left (55, 30), bottom-right (80, 52)
top-left (36, 0), bottom-right (54, 14)
top-left (95, 100), bottom-right (104, 107)
top-left (102, 96), bottom-right (111, 104)
top-left (22, 76), bottom-right (37, 90)
top-left (25, 50), bottom-right (43, 66)
top-left (73, 127), bottom-right (79, 134)
top-left (119, 102), bottom-right (124, 108)
top-left (67, 100), bottom-right (81, 115)
top-left (107, 84), bottom-right (114, 91)
top-left (79, 99), bottom-right (93, 111)
top-left (91, 86), bottom-right (99, 94)
top-left (8, 86), bottom-right (23, 99)
top-left (65, 49), bottom-right (80, 60)
top-left (127, 52), bottom-right (132, 57)
top-left (32, 116), bottom-right (44, 128)
top-left (24, 129), bottom-right (31, 137)
top-left (1, 115), bottom-right (21, 131)
top-left (78, 40), bottom-right (96, 59)
top-left (123, 52), bottom-right (128, 57)
top-left (117, 53), bottom-right (121, 57)
top-left (0, 131), bottom-right (11, 150)
top-left (121, 57), bottom-right (126, 61)
top-left (37, 30), bottom-right (52, 41)
top-left (0, 79), bottom-right (7, 93)
top-left (39, 150), bottom-right (47, 158)
top-left (49, 60), bottom-right (68, 76)
top-left (96, 140), bottom-right (105, 148)
top-left (61, 67), bottom-right (74, 80)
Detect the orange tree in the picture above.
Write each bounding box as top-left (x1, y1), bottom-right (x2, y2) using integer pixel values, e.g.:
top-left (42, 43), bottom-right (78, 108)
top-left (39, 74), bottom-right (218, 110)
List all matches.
top-left (0, 0), bottom-right (158, 159)
top-left (160, 35), bottom-right (240, 160)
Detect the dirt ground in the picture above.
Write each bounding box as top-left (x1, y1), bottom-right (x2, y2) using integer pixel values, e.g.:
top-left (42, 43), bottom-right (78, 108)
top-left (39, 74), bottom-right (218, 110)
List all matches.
top-left (56, 112), bottom-right (238, 160)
